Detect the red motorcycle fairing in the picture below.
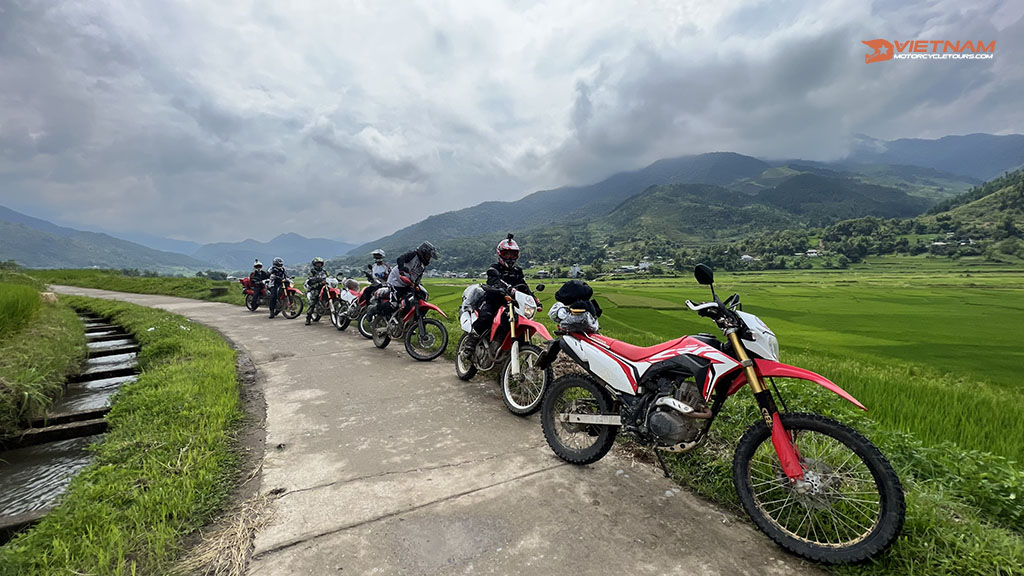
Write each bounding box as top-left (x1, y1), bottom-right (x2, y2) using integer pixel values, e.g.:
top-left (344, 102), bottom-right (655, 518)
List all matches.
top-left (727, 359), bottom-right (866, 411)
top-left (400, 299), bottom-right (450, 322)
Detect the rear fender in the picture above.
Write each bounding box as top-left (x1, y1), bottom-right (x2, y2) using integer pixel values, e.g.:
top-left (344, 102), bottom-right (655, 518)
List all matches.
top-left (728, 359), bottom-right (866, 411)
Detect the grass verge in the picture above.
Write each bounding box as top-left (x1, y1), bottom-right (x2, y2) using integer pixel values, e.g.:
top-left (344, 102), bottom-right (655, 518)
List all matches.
top-left (0, 283), bottom-right (41, 338)
top-left (32, 269), bottom-right (246, 306)
top-left (0, 296), bottom-right (242, 576)
top-left (0, 294), bottom-right (87, 435)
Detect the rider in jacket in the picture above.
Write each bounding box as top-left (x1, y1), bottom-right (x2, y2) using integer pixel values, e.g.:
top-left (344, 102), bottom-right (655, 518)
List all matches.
top-left (382, 241), bottom-right (438, 315)
top-left (250, 260), bottom-right (270, 301)
top-left (268, 257), bottom-right (288, 318)
top-left (360, 249), bottom-right (391, 303)
top-left (468, 234), bottom-right (531, 348)
top-left (305, 257), bottom-right (328, 325)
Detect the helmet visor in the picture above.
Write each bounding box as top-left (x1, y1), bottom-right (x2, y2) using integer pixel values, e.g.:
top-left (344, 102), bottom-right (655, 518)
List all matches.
top-left (499, 249), bottom-right (519, 261)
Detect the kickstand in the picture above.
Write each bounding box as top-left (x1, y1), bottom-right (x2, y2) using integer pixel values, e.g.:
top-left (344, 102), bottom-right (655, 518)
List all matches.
top-left (654, 449), bottom-right (671, 478)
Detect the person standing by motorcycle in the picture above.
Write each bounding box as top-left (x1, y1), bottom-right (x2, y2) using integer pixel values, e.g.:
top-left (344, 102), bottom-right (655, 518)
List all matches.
top-left (304, 257), bottom-right (328, 325)
top-left (250, 259), bottom-right (270, 302)
top-left (466, 234), bottom-right (532, 349)
top-left (383, 241), bottom-right (438, 315)
top-left (268, 257), bottom-right (288, 319)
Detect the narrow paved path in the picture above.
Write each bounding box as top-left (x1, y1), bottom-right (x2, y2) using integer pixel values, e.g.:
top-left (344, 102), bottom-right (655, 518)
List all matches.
top-left (53, 286), bottom-right (821, 576)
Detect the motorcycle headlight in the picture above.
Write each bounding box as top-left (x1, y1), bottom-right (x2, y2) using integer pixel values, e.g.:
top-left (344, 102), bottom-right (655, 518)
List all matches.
top-left (767, 333), bottom-right (780, 361)
top-left (522, 303), bottom-right (537, 320)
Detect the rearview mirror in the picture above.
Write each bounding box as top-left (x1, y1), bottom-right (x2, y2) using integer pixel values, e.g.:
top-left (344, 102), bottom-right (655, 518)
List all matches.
top-left (694, 263), bottom-right (714, 286)
top-left (535, 284), bottom-right (546, 292)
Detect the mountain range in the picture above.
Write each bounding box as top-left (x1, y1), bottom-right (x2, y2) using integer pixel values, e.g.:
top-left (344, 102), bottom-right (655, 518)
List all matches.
top-left (4, 133), bottom-right (1022, 273)
top-left (0, 205), bottom-right (356, 273)
top-left (341, 133), bottom-right (1022, 266)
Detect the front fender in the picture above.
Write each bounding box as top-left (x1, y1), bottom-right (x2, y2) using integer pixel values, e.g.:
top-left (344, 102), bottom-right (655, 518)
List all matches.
top-left (418, 300), bottom-right (449, 319)
top-left (517, 317), bottom-right (552, 341)
top-left (728, 359), bottom-right (866, 411)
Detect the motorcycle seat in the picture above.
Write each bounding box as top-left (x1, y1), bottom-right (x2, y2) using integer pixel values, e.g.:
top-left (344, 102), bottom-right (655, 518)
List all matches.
top-left (585, 334), bottom-right (690, 362)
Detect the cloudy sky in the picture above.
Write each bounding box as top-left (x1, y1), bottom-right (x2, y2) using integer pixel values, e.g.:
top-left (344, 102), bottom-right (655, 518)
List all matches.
top-left (1, 0), bottom-right (1022, 245)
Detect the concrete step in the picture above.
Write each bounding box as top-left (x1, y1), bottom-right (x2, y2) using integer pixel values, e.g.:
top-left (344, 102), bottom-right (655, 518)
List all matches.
top-left (69, 366), bottom-right (139, 384)
top-left (0, 419), bottom-right (107, 451)
top-left (86, 332), bottom-right (133, 343)
top-left (0, 509), bottom-right (48, 545)
top-left (29, 407), bottom-right (110, 429)
top-left (88, 345), bottom-right (141, 358)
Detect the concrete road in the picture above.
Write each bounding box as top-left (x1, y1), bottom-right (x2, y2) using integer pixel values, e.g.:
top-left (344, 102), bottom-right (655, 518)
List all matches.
top-left (52, 286), bottom-right (821, 576)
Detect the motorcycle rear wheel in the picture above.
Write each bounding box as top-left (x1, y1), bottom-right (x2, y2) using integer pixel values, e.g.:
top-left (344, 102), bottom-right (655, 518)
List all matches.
top-left (454, 333), bottom-right (477, 380)
top-left (733, 412), bottom-right (905, 564)
top-left (541, 374), bottom-right (617, 465)
top-left (245, 294), bottom-right (259, 311)
top-left (404, 318), bottom-right (448, 361)
top-left (282, 294), bottom-right (303, 319)
top-left (500, 344), bottom-right (551, 416)
top-left (358, 312), bottom-right (374, 339)
top-left (371, 315), bottom-right (391, 349)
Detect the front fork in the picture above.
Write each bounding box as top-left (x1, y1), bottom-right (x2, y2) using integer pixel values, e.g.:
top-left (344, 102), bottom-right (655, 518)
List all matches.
top-left (507, 303), bottom-right (521, 375)
top-left (727, 331), bottom-right (804, 481)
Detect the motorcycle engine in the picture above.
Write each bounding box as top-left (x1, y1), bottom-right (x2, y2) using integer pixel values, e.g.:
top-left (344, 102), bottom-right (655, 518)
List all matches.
top-left (647, 376), bottom-right (708, 445)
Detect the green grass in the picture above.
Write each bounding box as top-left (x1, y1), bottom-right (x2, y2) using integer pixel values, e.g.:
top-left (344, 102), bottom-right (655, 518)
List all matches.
top-left (0, 282), bottom-right (41, 338)
top-left (0, 295), bottom-right (87, 435)
top-left (0, 297), bottom-right (242, 576)
top-left (31, 269), bottom-right (246, 306)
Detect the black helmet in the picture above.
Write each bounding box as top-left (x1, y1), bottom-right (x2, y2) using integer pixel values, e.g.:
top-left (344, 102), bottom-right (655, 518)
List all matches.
top-left (416, 241), bottom-right (438, 263)
top-left (272, 257), bottom-right (284, 267)
top-left (372, 249), bottom-right (385, 261)
top-left (312, 256), bottom-right (324, 269)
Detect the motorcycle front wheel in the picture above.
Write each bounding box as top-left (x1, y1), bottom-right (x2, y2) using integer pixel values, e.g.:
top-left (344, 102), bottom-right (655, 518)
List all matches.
top-left (245, 293), bottom-right (259, 311)
top-left (454, 333), bottom-right (478, 380)
top-left (282, 294), bottom-right (303, 319)
top-left (404, 318), bottom-right (448, 361)
top-left (733, 412), bottom-right (905, 564)
top-left (332, 302), bottom-right (350, 331)
top-left (500, 344), bottom-right (551, 416)
top-left (371, 315), bottom-right (391, 349)
top-left (358, 312), bottom-right (374, 339)
top-left (540, 374), bottom-right (617, 465)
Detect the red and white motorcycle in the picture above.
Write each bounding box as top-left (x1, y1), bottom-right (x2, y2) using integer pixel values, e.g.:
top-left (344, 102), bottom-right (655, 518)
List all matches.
top-left (330, 277), bottom-right (364, 331)
top-left (537, 264), bottom-right (905, 564)
top-left (455, 282), bottom-right (553, 415)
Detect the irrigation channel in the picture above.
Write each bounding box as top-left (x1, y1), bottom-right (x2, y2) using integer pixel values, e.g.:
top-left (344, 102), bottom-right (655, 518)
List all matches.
top-left (0, 311), bottom-right (140, 544)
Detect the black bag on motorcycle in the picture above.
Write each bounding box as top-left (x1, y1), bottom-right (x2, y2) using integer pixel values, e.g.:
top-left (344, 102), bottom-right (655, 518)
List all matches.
top-left (555, 280), bottom-right (592, 305)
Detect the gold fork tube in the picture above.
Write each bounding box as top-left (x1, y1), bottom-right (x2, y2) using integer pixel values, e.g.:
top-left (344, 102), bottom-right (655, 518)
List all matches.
top-left (728, 332), bottom-right (765, 394)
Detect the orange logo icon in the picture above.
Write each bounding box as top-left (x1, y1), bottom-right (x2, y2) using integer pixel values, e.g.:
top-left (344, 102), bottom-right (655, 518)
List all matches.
top-left (863, 39), bottom-right (894, 63)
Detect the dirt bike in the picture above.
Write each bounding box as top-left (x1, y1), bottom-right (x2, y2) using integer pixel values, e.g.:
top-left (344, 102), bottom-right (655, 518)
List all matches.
top-left (242, 277), bottom-right (304, 319)
top-left (368, 281), bottom-right (449, 361)
top-left (455, 282), bottom-right (553, 415)
top-left (536, 264), bottom-right (905, 564)
top-left (354, 282), bottom-right (385, 339)
top-left (306, 277), bottom-right (342, 325)
top-left (329, 277), bottom-right (363, 331)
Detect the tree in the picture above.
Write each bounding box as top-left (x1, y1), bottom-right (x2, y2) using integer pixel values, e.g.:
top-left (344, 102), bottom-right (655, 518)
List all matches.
top-left (591, 259), bottom-right (604, 273)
